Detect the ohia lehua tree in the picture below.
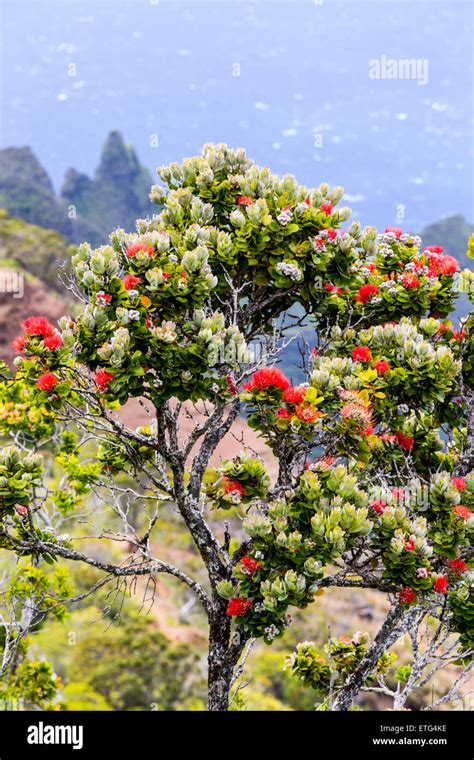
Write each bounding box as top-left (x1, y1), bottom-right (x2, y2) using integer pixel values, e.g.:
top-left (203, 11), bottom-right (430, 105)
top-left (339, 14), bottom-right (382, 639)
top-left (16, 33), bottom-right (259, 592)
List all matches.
top-left (0, 143), bottom-right (473, 710)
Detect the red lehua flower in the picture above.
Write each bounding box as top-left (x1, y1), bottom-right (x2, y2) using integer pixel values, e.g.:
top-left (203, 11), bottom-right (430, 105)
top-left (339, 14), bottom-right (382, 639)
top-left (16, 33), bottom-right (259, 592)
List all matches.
top-left (396, 432), bottom-right (414, 451)
top-left (12, 335), bottom-right (26, 353)
top-left (241, 556), bottom-right (260, 576)
top-left (310, 347), bottom-right (318, 358)
top-left (237, 195), bottom-right (254, 206)
top-left (424, 246), bottom-right (443, 254)
top-left (320, 201), bottom-right (333, 216)
top-left (356, 283), bottom-right (379, 304)
top-left (405, 539), bottom-right (415, 552)
top-left (43, 334), bottom-right (63, 351)
top-left (340, 402), bottom-right (372, 425)
top-left (125, 242), bottom-right (154, 258)
top-left (226, 375), bottom-right (238, 395)
top-left (283, 386), bottom-right (307, 405)
top-left (364, 425), bottom-right (375, 436)
top-left (36, 373), bottom-right (59, 392)
top-left (399, 587), bottom-right (416, 605)
top-left (434, 575), bottom-right (448, 594)
top-left (95, 369), bottom-right (114, 392)
top-left (384, 227), bottom-right (403, 238)
top-left (248, 367), bottom-right (290, 392)
top-left (374, 360), bottom-right (390, 375)
top-left (123, 274), bottom-right (142, 290)
top-left (452, 330), bottom-right (465, 341)
top-left (22, 316), bottom-right (55, 338)
top-left (226, 597), bottom-right (252, 617)
top-left (401, 273), bottom-right (420, 289)
top-left (222, 478), bottom-right (245, 497)
top-left (162, 272), bottom-right (171, 280)
top-left (145, 316), bottom-right (153, 329)
top-left (352, 346), bottom-right (372, 362)
top-left (448, 559), bottom-right (468, 574)
top-left (372, 499), bottom-right (387, 515)
top-left (276, 408), bottom-right (290, 418)
top-left (451, 477), bottom-right (466, 492)
top-left (295, 405), bottom-right (321, 423)
top-left (327, 229), bottom-right (338, 240)
top-left (438, 255), bottom-right (458, 275)
top-left (304, 197), bottom-right (311, 206)
top-left (453, 505), bottom-right (473, 520)
top-left (16, 505), bottom-right (28, 517)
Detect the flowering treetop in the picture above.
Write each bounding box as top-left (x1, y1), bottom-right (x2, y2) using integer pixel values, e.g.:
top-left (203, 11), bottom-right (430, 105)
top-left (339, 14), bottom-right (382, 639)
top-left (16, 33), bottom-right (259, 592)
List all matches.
top-left (1, 143), bottom-right (473, 710)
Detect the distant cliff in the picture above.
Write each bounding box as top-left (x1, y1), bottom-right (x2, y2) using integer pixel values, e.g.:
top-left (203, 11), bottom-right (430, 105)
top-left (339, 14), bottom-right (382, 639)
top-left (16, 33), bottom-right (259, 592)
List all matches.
top-left (0, 131), bottom-right (154, 247)
top-left (0, 146), bottom-right (69, 237)
top-left (419, 215), bottom-right (474, 271)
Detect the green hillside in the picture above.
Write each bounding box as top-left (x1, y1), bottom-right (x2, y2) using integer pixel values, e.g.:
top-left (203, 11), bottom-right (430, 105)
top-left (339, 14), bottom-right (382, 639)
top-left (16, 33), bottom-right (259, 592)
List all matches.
top-left (0, 209), bottom-right (72, 290)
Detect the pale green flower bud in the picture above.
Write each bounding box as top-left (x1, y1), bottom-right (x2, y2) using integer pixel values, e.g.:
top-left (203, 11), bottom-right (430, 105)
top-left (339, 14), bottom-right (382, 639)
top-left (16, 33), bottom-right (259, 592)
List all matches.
top-left (156, 233), bottom-right (170, 253)
top-left (243, 515), bottom-right (272, 537)
top-left (157, 165), bottom-right (172, 183)
top-left (348, 221), bottom-right (361, 238)
top-left (149, 184), bottom-right (165, 204)
top-left (204, 273), bottom-right (218, 289)
top-left (328, 185), bottom-right (345, 204)
top-left (216, 580), bottom-right (234, 600)
top-left (198, 328), bottom-right (213, 343)
top-left (337, 206), bottom-right (351, 221)
top-left (420, 318), bottom-right (440, 337)
top-left (303, 558), bottom-right (323, 577)
top-left (153, 321), bottom-right (177, 343)
top-left (217, 232), bottom-right (233, 257)
top-left (166, 198), bottom-right (184, 225)
top-left (338, 234), bottom-right (353, 252)
top-left (82, 270), bottom-right (98, 287)
top-left (196, 167), bottom-right (214, 188)
top-left (230, 209), bottom-right (246, 227)
top-left (169, 162), bottom-right (183, 182)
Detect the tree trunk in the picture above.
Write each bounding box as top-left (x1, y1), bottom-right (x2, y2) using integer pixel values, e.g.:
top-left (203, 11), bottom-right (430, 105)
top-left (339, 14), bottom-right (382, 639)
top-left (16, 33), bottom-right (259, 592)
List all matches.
top-left (207, 599), bottom-right (249, 711)
top-left (207, 613), bottom-right (234, 711)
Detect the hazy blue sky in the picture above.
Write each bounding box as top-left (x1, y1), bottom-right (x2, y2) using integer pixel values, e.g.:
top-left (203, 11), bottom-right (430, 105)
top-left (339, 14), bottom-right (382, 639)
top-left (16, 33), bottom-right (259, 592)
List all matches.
top-left (1, 0), bottom-right (473, 230)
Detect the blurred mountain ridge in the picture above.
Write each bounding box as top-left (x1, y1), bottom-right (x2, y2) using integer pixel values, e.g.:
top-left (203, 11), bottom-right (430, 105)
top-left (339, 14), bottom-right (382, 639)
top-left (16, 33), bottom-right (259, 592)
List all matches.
top-left (0, 131), bottom-right (154, 248)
